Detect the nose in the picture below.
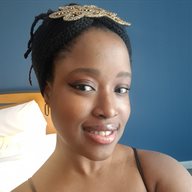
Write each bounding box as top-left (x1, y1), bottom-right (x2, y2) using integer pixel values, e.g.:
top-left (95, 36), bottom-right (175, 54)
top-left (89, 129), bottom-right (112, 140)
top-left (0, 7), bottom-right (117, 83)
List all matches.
top-left (92, 93), bottom-right (118, 119)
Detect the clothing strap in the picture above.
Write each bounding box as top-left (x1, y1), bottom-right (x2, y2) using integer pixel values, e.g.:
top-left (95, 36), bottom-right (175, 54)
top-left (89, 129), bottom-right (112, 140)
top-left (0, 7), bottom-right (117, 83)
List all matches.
top-left (132, 147), bottom-right (149, 192)
top-left (28, 178), bottom-right (37, 192)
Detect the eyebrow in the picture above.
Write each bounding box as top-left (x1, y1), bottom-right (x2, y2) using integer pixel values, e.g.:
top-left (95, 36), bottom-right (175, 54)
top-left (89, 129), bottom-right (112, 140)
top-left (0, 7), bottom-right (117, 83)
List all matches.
top-left (116, 71), bottom-right (132, 78)
top-left (69, 67), bottom-right (131, 78)
top-left (69, 68), bottom-right (100, 76)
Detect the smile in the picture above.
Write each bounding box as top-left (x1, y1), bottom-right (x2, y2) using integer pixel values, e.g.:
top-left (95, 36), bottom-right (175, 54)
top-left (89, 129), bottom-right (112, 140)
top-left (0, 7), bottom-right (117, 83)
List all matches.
top-left (89, 130), bottom-right (112, 136)
top-left (82, 123), bottom-right (119, 145)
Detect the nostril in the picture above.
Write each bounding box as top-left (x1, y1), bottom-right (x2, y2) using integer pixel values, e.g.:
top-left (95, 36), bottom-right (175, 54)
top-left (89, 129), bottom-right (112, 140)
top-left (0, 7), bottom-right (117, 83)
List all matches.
top-left (92, 107), bottom-right (118, 119)
top-left (98, 114), bottom-right (107, 119)
top-left (92, 95), bottom-right (118, 118)
top-left (92, 108), bottom-right (106, 118)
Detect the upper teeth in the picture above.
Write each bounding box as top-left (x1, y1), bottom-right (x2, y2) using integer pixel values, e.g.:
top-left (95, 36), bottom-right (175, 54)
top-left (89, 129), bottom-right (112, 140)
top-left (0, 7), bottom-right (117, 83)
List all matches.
top-left (91, 131), bottom-right (112, 136)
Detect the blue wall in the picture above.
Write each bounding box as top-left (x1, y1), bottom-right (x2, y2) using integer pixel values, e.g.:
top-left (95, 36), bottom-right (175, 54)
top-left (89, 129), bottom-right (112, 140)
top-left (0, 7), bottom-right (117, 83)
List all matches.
top-left (0, 0), bottom-right (191, 161)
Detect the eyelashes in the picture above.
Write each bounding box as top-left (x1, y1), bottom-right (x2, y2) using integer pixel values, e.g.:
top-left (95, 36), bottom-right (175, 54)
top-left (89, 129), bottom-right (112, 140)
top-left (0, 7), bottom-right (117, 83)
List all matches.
top-left (115, 87), bottom-right (130, 94)
top-left (69, 83), bottom-right (95, 92)
top-left (68, 82), bottom-right (130, 95)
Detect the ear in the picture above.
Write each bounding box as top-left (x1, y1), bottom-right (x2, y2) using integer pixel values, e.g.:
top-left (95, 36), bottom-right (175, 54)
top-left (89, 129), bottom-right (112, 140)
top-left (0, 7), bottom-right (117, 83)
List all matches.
top-left (43, 82), bottom-right (52, 105)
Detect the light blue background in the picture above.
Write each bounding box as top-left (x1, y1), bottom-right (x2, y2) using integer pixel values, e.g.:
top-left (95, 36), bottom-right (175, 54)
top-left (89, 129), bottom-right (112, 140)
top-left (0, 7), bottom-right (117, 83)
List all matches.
top-left (0, 0), bottom-right (191, 161)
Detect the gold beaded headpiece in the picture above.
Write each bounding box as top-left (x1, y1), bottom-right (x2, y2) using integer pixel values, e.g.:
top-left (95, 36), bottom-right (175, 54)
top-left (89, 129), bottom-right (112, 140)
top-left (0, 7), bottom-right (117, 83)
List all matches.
top-left (49, 5), bottom-right (131, 26)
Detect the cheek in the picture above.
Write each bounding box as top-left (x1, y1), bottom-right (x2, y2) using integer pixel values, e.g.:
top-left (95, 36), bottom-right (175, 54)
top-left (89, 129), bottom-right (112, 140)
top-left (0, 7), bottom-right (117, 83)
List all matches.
top-left (50, 94), bottom-right (93, 130)
top-left (119, 98), bottom-right (131, 124)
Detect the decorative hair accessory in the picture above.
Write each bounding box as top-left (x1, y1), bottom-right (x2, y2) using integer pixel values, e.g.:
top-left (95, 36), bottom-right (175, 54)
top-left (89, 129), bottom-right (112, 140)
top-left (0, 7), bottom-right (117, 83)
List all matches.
top-left (49, 5), bottom-right (131, 26)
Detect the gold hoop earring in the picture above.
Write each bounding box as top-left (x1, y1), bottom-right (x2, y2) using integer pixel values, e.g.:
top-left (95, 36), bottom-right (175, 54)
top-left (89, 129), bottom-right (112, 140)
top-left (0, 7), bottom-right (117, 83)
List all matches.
top-left (44, 103), bottom-right (50, 116)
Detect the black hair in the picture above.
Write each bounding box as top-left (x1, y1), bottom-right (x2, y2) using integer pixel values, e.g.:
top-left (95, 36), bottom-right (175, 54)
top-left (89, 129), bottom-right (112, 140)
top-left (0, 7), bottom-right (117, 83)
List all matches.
top-left (24, 4), bottom-right (132, 95)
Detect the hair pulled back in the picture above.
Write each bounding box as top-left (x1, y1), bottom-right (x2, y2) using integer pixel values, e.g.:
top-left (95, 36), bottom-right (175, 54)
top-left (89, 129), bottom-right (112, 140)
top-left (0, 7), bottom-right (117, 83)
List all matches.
top-left (25, 4), bottom-right (132, 95)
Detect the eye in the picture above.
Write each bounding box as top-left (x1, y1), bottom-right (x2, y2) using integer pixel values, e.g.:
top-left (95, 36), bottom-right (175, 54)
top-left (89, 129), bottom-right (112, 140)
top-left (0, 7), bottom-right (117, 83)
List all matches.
top-left (115, 87), bottom-right (130, 94)
top-left (69, 83), bottom-right (95, 92)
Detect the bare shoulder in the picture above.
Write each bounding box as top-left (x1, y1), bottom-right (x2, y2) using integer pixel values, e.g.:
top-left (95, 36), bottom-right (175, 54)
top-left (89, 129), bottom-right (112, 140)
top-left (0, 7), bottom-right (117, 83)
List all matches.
top-left (11, 180), bottom-right (31, 192)
top-left (138, 149), bottom-right (192, 192)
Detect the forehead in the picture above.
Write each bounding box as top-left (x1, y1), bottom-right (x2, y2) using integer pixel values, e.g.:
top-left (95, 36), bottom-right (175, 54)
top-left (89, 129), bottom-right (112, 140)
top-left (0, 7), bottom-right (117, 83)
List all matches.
top-left (54, 28), bottom-right (131, 75)
top-left (56, 27), bottom-right (130, 61)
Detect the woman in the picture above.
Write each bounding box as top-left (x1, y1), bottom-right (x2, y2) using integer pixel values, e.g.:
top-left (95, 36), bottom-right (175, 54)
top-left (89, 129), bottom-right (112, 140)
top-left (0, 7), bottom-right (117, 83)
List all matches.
top-left (13, 3), bottom-right (192, 192)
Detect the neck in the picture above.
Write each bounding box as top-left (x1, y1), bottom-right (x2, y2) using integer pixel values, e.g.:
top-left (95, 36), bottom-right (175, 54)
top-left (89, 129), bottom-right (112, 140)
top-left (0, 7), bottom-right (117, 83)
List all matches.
top-left (53, 135), bottom-right (114, 176)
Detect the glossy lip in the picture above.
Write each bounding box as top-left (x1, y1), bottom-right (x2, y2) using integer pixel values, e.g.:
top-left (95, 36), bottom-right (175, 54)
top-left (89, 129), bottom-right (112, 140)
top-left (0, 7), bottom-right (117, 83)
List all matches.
top-left (82, 123), bottom-right (120, 145)
top-left (82, 123), bottom-right (120, 132)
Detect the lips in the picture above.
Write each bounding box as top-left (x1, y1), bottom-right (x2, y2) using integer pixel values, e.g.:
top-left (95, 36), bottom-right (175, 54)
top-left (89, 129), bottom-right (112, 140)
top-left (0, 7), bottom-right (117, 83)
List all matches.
top-left (82, 123), bottom-right (119, 145)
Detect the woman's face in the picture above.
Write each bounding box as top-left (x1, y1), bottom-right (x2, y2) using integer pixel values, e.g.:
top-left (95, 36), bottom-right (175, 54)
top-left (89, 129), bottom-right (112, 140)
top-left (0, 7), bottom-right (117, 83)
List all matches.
top-left (45, 28), bottom-right (131, 161)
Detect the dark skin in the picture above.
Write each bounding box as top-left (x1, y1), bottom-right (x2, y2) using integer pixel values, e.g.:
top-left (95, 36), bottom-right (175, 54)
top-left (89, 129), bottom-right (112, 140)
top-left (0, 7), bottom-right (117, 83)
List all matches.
top-left (12, 28), bottom-right (192, 192)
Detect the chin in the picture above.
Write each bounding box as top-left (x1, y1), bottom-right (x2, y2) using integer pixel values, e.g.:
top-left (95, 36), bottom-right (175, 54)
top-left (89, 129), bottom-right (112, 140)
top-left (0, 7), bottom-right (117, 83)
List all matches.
top-left (82, 132), bottom-right (123, 161)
